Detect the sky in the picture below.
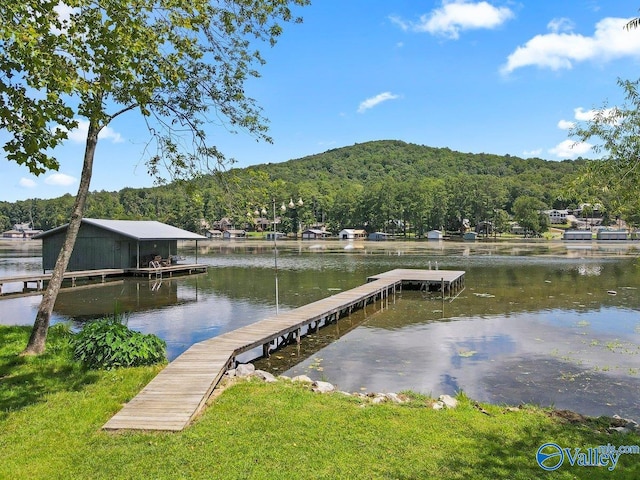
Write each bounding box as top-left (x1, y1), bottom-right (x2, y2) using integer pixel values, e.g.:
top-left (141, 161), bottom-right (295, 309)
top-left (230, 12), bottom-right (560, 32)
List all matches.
top-left (3, 0), bottom-right (640, 203)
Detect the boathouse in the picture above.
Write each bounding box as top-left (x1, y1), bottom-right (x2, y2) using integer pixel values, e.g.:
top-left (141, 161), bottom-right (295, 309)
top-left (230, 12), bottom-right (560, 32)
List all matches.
top-left (338, 228), bottom-right (367, 240)
top-left (368, 231), bottom-right (392, 241)
top-left (301, 229), bottom-right (332, 240)
top-left (563, 230), bottom-right (592, 241)
top-left (596, 230), bottom-right (628, 240)
top-left (34, 218), bottom-right (205, 272)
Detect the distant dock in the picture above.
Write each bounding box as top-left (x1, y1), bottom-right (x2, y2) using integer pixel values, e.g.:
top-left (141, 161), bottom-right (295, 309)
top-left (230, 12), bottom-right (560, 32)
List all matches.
top-left (104, 268), bottom-right (465, 431)
top-left (0, 264), bottom-right (207, 298)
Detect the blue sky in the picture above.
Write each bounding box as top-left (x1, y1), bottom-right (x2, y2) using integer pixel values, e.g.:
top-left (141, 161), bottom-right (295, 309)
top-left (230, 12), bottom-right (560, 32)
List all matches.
top-left (3, 0), bottom-right (640, 202)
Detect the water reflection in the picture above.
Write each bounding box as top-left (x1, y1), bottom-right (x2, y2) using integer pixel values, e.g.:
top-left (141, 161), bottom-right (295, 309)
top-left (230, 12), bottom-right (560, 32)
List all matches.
top-left (1, 239), bottom-right (639, 418)
top-left (285, 301), bottom-right (640, 419)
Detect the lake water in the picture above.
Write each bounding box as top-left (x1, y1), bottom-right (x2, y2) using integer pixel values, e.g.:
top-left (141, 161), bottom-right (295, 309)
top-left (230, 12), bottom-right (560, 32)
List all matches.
top-left (1, 238), bottom-right (639, 419)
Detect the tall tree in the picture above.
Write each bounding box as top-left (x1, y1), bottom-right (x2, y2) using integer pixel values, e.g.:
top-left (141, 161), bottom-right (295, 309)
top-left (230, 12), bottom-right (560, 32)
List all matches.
top-left (513, 196), bottom-right (548, 236)
top-left (569, 78), bottom-right (640, 226)
top-left (1, 0), bottom-right (308, 354)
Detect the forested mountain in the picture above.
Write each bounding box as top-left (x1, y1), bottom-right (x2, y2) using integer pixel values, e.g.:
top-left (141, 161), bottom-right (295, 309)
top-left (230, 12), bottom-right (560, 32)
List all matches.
top-left (1, 140), bottom-right (597, 236)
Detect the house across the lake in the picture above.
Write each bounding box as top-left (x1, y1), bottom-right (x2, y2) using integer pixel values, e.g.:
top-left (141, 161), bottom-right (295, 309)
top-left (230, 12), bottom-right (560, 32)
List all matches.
top-left (222, 229), bottom-right (246, 240)
top-left (368, 232), bottom-right (392, 241)
top-left (34, 218), bottom-right (205, 272)
top-left (301, 229), bottom-right (332, 240)
top-left (338, 228), bottom-right (367, 240)
top-left (2, 222), bottom-right (43, 239)
top-left (563, 230), bottom-right (592, 241)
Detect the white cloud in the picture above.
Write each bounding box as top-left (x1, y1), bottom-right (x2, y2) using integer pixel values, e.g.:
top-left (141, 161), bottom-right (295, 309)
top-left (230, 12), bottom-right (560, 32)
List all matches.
top-left (19, 178), bottom-right (37, 188)
top-left (573, 106), bottom-right (619, 122)
top-left (357, 92), bottom-right (400, 113)
top-left (45, 172), bottom-right (77, 186)
top-left (57, 119), bottom-right (124, 144)
top-left (392, 1), bottom-right (514, 39)
top-left (547, 17), bottom-right (574, 34)
top-left (501, 17), bottom-right (640, 74)
top-left (522, 149), bottom-right (542, 157)
top-left (557, 119), bottom-right (575, 130)
top-left (557, 107), bottom-right (619, 131)
top-left (548, 139), bottom-right (593, 158)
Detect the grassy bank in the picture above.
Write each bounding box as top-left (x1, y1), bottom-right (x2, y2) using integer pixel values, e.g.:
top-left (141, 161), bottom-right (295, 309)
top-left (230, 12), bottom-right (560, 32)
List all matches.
top-left (1, 325), bottom-right (639, 479)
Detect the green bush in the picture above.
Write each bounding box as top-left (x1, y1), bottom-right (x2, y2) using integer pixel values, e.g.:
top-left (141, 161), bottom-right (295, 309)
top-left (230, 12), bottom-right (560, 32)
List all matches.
top-left (73, 316), bottom-right (167, 369)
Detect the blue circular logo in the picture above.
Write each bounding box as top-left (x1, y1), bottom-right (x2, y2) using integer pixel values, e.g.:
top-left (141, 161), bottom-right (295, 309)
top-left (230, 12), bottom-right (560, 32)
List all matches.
top-left (537, 443), bottom-right (564, 471)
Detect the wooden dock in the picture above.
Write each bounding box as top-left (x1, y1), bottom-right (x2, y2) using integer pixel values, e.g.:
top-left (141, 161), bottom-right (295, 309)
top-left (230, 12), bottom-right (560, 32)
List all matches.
top-left (0, 264), bottom-right (207, 298)
top-left (103, 268), bottom-right (465, 431)
top-left (127, 263), bottom-right (208, 279)
top-left (0, 269), bottom-right (125, 296)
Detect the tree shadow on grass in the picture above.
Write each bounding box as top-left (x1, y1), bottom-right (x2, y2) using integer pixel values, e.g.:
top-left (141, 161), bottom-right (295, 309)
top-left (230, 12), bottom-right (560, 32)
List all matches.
top-left (401, 411), bottom-right (640, 480)
top-left (0, 326), bottom-right (100, 420)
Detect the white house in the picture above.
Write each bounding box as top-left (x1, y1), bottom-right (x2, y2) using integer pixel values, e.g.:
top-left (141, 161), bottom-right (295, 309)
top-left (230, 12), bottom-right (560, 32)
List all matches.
top-left (545, 209), bottom-right (569, 224)
top-left (338, 229), bottom-right (367, 240)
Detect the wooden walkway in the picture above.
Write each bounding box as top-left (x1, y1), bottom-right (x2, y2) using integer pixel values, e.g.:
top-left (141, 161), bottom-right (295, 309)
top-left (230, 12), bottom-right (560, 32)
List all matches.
top-left (0, 264), bottom-right (207, 298)
top-left (0, 269), bottom-right (125, 296)
top-left (103, 268), bottom-right (465, 431)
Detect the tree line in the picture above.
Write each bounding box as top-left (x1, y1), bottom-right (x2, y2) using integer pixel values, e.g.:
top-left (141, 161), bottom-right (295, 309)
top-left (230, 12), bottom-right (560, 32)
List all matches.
top-left (2, 140), bottom-right (616, 237)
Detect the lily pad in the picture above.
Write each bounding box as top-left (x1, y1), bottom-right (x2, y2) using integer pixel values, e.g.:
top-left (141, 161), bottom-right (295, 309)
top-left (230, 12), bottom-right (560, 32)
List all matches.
top-left (458, 350), bottom-right (477, 358)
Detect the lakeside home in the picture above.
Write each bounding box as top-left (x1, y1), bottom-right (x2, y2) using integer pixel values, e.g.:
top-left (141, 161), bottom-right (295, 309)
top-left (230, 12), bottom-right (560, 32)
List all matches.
top-left (2, 222), bottom-right (43, 239)
top-left (301, 229), bottom-right (332, 240)
top-left (338, 228), bottom-right (367, 240)
top-left (34, 218), bottom-right (204, 271)
top-left (368, 232), bottom-right (392, 241)
top-left (222, 229), bottom-right (246, 239)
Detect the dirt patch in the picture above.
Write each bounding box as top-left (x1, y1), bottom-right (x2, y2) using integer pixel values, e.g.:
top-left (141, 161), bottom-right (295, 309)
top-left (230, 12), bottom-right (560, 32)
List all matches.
top-left (548, 409), bottom-right (630, 430)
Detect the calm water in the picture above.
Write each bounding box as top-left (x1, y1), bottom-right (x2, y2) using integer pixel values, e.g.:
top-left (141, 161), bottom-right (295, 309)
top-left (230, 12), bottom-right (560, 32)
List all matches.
top-left (1, 239), bottom-right (639, 419)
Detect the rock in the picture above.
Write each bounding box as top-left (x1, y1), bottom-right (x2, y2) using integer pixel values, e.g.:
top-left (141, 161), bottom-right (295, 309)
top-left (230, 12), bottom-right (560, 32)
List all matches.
top-left (253, 370), bottom-right (277, 383)
top-left (626, 421), bottom-right (639, 432)
top-left (609, 426), bottom-right (632, 434)
top-left (432, 401), bottom-right (445, 410)
top-left (385, 392), bottom-right (403, 404)
top-left (337, 391), bottom-right (352, 397)
top-left (291, 375), bottom-right (312, 383)
top-left (225, 368), bottom-right (236, 377)
top-left (371, 395), bottom-right (387, 404)
top-left (439, 394), bottom-right (458, 409)
top-left (278, 375), bottom-right (291, 381)
top-left (312, 380), bottom-right (335, 393)
top-left (235, 363), bottom-right (255, 377)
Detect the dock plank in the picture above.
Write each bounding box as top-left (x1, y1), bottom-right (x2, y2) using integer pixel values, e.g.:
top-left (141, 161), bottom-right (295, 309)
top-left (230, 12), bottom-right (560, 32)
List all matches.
top-left (103, 268), bottom-right (464, 431)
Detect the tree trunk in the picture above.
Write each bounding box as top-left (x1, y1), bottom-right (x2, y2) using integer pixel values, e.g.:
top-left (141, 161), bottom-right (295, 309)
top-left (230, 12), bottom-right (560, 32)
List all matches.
top-left (22, 121), bottom-right (100, 355)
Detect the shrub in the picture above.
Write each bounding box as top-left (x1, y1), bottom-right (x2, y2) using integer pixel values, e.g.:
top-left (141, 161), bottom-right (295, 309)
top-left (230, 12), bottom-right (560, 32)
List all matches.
top-left (73, 316), bottom-right (167, 370)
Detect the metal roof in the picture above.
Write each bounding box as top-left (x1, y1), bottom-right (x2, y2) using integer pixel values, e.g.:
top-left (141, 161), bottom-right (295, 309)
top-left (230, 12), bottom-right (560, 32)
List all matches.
top-left (34, 218), bottom-right (205, 241)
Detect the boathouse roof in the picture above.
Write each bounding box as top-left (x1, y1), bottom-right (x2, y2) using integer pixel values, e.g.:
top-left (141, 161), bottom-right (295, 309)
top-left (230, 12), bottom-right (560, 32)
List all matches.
top-left (34, 218), bottom-right (205, 241)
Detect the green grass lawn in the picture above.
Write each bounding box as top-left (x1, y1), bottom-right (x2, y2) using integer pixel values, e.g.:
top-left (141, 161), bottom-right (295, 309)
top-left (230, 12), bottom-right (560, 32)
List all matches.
top-left (1, 325), bottom-right (639, 479)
